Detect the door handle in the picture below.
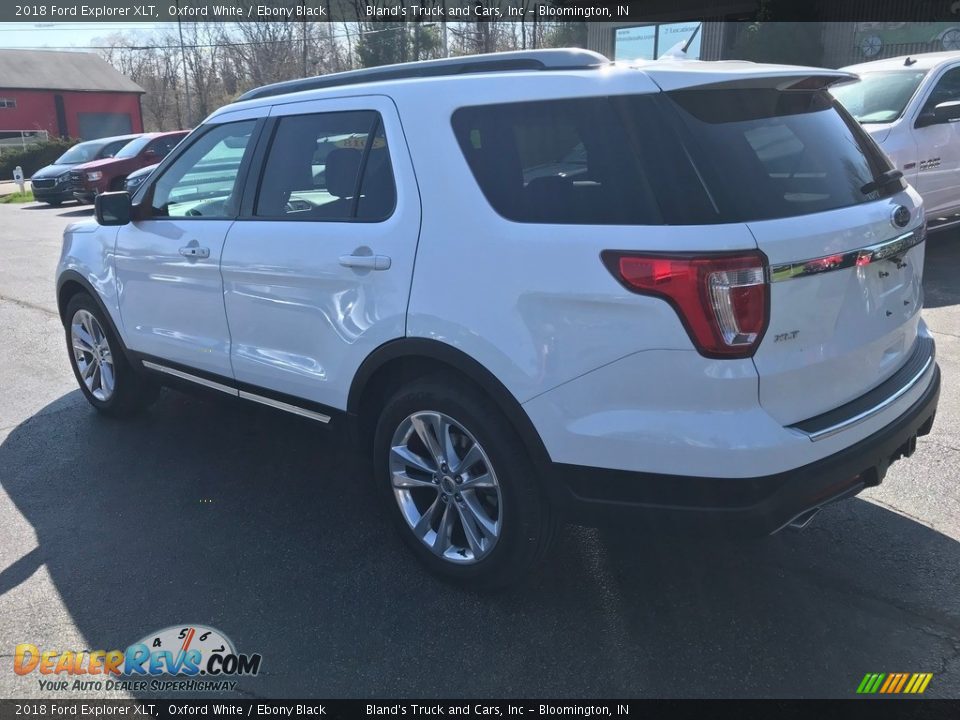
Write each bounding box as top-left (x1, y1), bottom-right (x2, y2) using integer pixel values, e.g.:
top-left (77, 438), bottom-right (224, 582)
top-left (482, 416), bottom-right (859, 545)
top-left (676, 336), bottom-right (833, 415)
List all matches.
top-left (179, 245), bottom-right (210, 259)
top-left (338, 253), bottom-right (391, 271)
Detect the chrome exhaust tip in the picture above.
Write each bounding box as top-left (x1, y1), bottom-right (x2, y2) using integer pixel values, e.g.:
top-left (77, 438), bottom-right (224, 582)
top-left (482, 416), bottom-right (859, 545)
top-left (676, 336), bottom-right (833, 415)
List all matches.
top-left (787, 507), bottom-right (821, 531)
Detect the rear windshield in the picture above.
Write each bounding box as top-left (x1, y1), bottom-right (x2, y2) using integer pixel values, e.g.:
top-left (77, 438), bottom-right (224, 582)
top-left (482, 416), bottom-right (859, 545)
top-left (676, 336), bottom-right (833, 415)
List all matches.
top-left (451, 89), bottom-right (898, 225)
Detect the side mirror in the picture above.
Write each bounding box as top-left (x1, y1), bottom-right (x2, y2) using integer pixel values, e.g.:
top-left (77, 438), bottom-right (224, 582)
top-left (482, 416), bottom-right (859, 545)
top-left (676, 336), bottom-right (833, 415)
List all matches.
top-left (95, 191), bottom-right (132, 226)
top-left (934, 100), bottom-right (960, 123)
top-left (916, 100), bottom-right (960, 128)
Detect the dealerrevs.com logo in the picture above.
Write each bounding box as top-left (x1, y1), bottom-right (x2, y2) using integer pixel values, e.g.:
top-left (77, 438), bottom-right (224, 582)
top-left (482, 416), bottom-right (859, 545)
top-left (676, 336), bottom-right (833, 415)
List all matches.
top-left (14, 625), bottom-right (262, 693)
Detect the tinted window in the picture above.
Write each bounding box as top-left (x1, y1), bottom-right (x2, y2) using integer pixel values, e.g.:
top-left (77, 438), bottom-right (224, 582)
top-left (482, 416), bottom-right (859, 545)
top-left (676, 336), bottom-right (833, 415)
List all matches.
top-left (98, 139), bottom-right (131, 158)
top-left (146, 134), bottom-right (184, 159)
top-left (255, 111), bottom-right (396, 221)
top-left (666, 88), bottom-right (897, 221)
top-left (115, 135), bottom-right (152, 159)
top-left (921, 66), bottom-right (960, 113)
top-left (151, 121), bottom-right (256, 219)
top-left (452, 98), bottom-right (668, 225)
top-left (830, 70), bottom-right (927, 123)
top-left (56, 140), bottom-right (115, 165)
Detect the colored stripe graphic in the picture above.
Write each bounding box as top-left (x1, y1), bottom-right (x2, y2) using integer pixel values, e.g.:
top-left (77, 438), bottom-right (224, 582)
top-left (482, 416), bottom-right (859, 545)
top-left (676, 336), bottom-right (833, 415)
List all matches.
top-left (857, 673), bottom-right (932, 694)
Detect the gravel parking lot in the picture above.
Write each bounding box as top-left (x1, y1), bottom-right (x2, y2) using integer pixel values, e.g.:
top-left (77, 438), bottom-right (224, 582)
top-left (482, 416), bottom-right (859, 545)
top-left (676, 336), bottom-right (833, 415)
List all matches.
top-left (0, 200), bottom-right (958, 699)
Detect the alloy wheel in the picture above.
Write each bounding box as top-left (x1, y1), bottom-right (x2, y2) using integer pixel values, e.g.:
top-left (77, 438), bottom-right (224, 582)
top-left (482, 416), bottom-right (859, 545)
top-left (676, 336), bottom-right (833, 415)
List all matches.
top-left (389, 411), bottom-right (502, 564)
top-left (71, 309), bottom-right (115, 402)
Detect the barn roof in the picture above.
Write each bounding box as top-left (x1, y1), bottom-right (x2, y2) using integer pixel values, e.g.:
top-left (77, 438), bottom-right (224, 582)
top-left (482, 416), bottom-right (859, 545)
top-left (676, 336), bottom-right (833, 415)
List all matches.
top-left (0, 49), bottom-right (144, 93)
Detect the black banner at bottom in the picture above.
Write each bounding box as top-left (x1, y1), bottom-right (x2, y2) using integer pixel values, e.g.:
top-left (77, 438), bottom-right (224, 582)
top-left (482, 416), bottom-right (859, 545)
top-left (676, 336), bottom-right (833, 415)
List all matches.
top-left (1, 700), bottom-right (959, 720)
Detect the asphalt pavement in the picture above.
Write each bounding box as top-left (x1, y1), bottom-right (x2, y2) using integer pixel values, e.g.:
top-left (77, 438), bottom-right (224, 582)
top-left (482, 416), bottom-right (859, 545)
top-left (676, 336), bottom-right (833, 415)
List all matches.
top-left (0, 200), bottom-right (958, 699)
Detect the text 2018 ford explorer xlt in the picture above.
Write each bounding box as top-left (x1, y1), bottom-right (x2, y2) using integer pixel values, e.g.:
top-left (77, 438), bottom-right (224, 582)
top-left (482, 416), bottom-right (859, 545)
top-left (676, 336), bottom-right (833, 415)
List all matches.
top-left (56, 50), bottom-right (940, 587)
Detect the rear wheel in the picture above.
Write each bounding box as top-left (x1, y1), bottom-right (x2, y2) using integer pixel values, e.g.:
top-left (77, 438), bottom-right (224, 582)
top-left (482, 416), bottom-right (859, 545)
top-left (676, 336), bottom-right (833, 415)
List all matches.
top-left (374, 376), bottom-right (558, 588)
top-left (65, 293), bottom-right (159, 416)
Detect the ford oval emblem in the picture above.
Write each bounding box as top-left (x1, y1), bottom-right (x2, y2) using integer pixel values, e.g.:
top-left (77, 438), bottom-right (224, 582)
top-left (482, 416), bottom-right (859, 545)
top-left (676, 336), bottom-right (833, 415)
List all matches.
top-left (892, 206), bottom-right (911, 228)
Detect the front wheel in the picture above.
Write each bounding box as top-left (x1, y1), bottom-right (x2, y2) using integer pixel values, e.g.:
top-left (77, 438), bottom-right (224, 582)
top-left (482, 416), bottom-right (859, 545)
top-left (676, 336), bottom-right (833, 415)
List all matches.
top-left (65, 293), bottom-right (158, 416)
top-left (374, 376), bottom-right (558, 588)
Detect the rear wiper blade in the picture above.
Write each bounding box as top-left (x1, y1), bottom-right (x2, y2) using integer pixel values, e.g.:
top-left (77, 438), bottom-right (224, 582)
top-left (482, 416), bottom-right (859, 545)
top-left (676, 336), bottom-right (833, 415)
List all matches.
top-left (861, 169), bottom-right (903, 195)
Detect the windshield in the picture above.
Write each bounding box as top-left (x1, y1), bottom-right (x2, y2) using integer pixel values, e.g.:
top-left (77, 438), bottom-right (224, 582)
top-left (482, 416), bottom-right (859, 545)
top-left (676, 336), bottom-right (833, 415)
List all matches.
top-left (115, 135), bottom-right (152, 159)
top-left (830, 70), bottom-right (928, 123)
top-left (54, 141), bottom-right (107, 165)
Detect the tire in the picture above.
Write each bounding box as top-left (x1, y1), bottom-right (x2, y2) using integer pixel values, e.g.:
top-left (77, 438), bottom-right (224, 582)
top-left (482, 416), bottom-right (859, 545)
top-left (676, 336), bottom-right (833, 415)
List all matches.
top-left (64, 293), bottom-right (159, 417)
top-left (374, 374), bottom-right (558, 589)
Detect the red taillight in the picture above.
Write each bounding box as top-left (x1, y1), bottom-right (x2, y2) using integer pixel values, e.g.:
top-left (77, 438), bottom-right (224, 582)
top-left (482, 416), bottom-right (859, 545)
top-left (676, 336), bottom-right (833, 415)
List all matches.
top-left (602, 251), bottom-right (769, 358)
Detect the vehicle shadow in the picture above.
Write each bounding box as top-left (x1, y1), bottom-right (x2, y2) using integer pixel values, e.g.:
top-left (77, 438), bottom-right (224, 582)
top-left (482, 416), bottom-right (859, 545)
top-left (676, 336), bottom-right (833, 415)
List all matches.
top-left (1, 389), bottom-right (958, 698)
top-left (56, 208), bottom-right (95, 218)
top-left (21, 202), bottom-right (83, 211)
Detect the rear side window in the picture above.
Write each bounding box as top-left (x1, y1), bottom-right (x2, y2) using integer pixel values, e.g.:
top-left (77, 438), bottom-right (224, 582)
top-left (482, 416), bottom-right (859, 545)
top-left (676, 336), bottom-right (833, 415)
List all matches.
top-left (451, 97), bottom-right (671, 225)
top-left (255, 110), bottom-right (396, 222)
top-left (665, 87), bottom-right (898, 221)
top-left (453, 90), bottom-right (897, 226)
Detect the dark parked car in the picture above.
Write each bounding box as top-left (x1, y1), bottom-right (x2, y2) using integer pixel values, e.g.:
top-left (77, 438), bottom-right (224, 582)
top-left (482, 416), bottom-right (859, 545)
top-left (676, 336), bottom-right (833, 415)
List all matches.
top-left (71, 131), bottom-right (189, 204)
top-left (123, 163), bottom-right (158, 193)
top-left (30, 134), bottom-right (140, 206)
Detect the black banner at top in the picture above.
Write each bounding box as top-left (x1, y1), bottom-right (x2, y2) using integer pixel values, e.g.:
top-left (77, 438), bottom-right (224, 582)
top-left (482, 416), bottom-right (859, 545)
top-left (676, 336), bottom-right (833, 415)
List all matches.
top-left (4, 0), bottom-right (960, 23)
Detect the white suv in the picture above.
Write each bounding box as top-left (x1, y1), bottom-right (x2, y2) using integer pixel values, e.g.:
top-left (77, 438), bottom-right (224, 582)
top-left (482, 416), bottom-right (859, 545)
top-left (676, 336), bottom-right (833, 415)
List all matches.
top-left (57, 50), bottom-right (940, 587)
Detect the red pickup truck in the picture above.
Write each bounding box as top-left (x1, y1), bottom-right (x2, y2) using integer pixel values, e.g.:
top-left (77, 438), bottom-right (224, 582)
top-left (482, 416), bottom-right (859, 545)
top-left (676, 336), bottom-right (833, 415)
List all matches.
top-left (70, 130), bottom-right (189, 203)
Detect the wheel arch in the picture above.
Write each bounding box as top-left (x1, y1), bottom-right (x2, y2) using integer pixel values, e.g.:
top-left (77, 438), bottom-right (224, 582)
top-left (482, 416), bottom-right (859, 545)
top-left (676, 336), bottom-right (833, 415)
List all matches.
top-left (348, 338), bottom-right (553, 475)
top-left (57, 271), bottom-right (137, 367)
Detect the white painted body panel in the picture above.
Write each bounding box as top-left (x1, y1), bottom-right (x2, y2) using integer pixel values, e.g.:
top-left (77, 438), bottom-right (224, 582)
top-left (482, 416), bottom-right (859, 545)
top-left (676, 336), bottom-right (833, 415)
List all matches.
top-left (748, 187), bottom-right (926, 426)
top-left (115, 219), bottom-right (235, 376)
top-left (523, 324), bottom-right (936, 478)
top-left (57, 220), bottom-right (125, 336)
top-left (220, 95), bottom-right (421, 410)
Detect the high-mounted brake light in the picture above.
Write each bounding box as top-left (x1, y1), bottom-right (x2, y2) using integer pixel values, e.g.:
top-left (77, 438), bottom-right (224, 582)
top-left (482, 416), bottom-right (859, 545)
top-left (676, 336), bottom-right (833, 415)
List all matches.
top-left (601, 251), bottom-right (769, 359)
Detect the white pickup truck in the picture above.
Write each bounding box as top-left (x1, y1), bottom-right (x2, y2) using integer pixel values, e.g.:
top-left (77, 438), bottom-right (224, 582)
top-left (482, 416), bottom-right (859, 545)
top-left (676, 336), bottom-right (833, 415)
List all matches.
top-left (832, 51), bottom-right (960, 230)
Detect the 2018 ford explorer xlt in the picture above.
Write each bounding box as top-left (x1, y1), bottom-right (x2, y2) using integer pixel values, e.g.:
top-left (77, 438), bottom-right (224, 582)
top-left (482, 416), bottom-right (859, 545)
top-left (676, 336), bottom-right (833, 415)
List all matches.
top-left (56, 50), bottom-right (940, 587)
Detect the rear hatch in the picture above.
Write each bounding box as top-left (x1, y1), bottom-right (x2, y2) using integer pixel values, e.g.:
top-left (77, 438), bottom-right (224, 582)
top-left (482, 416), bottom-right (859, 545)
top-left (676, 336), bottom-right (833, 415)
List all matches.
top-left (661, 77), bottom-right (927, 426)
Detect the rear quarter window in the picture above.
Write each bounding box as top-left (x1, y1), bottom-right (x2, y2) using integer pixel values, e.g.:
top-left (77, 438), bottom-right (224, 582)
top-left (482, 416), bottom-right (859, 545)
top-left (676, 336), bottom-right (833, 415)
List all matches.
top-left (451, 97), bottom-right (684, 225)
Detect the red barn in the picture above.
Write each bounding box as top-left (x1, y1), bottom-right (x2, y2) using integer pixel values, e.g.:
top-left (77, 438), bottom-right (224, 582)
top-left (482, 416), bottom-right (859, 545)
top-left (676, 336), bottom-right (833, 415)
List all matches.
top-left (0, 49), bottom-right (144, 148)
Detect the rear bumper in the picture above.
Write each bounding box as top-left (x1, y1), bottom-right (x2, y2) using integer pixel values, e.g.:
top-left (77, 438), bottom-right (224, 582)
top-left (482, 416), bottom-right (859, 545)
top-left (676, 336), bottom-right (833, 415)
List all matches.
top-left (550, 364), bottom-right (940, 535)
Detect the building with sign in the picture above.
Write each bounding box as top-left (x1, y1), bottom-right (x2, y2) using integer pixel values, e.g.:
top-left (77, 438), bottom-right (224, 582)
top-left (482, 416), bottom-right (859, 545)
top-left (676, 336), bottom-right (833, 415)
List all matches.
top-left (587, 20), bottom-right (960, 68)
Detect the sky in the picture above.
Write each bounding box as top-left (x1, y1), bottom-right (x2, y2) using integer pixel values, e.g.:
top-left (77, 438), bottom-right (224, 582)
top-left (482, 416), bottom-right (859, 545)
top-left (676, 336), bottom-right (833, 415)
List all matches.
top-left (0, 22), bottom-right (170, 50)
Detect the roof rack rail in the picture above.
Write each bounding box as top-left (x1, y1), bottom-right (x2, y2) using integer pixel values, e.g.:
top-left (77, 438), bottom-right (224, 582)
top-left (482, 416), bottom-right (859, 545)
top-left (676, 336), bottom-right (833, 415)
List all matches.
top-left (235, 48), bottom-right (610, 102)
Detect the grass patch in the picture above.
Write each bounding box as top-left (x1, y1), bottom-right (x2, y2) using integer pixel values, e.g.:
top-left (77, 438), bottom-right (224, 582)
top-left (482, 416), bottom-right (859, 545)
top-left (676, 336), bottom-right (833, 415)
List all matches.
top-left (0, 190), bottom-right (35, 204)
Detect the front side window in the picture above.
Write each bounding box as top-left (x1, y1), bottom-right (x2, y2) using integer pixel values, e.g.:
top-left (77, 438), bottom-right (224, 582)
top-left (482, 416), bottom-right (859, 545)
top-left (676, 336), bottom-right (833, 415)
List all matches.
top-left (150, 120), bottom-right (256, 219)
top-left (255, 110), bottom-right (396, 222)
top-left (830, 70), bottom-right (927, 123)
top-left (115, 135), bottom-right (153, 159)
top-left (920, 66), bottom-right (960, 113)
top-left (146, 135), bottom-right (183, 159)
